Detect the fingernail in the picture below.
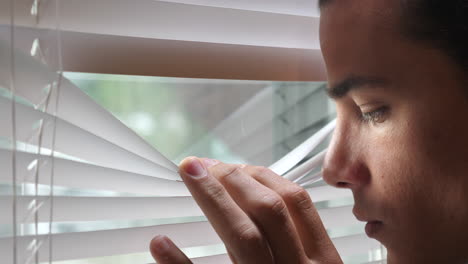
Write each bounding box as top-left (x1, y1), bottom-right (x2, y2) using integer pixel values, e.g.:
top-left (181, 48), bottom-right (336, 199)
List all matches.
top-left (182, 158), bottom-right (207, 177)
top-left (203, 158), bottom-right (219, 168)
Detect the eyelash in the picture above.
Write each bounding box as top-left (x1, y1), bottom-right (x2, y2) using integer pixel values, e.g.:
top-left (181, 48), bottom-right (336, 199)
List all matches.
top-left (360, 106), bottom-right (390, 124)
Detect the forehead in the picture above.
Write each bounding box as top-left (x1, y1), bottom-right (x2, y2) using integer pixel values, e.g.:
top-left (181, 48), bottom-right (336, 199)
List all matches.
top-left (319, 0), bottom-right (405, 87)
top-left (319, 0), bottom-right (400, 30)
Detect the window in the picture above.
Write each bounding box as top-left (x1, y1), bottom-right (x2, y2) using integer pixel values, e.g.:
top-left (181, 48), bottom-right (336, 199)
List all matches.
top-left (0, 0), bottom-right (387, 263)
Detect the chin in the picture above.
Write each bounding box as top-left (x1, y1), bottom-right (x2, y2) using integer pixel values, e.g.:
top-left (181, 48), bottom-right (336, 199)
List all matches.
top-left (364, 220), bottom-right (384, 238)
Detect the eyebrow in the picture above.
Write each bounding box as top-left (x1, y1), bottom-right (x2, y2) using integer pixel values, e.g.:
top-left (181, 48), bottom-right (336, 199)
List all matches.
top-left (326, 76), bottom-right (389, 99)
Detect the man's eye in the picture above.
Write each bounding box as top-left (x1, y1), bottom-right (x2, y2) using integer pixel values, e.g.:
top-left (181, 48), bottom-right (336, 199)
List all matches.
top-left (360, 106), bottom-right (390, 124)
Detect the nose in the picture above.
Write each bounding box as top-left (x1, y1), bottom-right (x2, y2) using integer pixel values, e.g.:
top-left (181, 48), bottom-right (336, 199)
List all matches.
top-left (322, 121), bottom-right (371, 189)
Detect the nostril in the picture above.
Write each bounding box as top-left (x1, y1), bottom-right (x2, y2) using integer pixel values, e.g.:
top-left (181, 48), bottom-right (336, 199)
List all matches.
top-left (337, 182), bottom-right (349, 188)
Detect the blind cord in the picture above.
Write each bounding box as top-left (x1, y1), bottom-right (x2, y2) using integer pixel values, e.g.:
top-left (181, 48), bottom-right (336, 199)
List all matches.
top-left (9, 0), bottom-right (18, 263)
top-left (48, 0), bottom-right (64, 263)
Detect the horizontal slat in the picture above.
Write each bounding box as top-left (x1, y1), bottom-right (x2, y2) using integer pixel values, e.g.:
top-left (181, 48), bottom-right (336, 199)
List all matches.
top-left (364, 260), bottom-right (387, 264)
top-left (1, 25), bottom-right (326, 81)
top-left (157, 0), bottom-right (320, 17)
top-left (0, 221), bottom-right (220, 263)
top-left (0, 195), bottom-right (357, 227)
top-left (0, 0), bottom-right (320, 49)
top-left (140, 251), bottom-right (386, 264)
top-left (0, 196), bottom-right (201, 224)
top-left (1, 0), bottom-right (326, 80)
top-left (0, 97), bottom-right (180, 181)
top-left (0, 149), bottom-right (189, 196)
top-left (270, 119), bottom-right (336, 175)
top-left (190, 253), bottom-right (231, 264)
top-left (50, 244), bottom-right (229, 264)
top-left (285, 149), bottom-right (326, 182)
top-left (0, 39), bottom-right (178, 172)
top-left (57, 241), bottom-right (384, 264)
top-left (334, 234), bottom-right (381, 259)
top-left (0, 147), bottom-right (348, 200)
top-left (307, 184), bottom-right (352, 202)
top-left (320, 206), bottom-right (361, 229)
top-left (298, 172), bottom-right (323, 188)
top-left (0, 222), bottom-right (374, 262)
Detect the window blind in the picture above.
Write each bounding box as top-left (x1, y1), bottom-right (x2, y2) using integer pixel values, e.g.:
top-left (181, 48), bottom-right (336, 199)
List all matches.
top-left (0, 0), bottom-right (326, 81)
top-left (0, 0), bottom-right (386, 263)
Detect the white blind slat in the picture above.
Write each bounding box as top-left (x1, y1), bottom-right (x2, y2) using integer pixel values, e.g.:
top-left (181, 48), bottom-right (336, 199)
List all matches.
top-left (155, 0), bottom-right (320, 17)
top-left (0, 0), bottom-right (320, 49)
top-left (0, 97), bottom-right (179, 181)
top-left (0, 221), bottom-right (220, 263)
top-left (285, 149), bottom-right (327, 182)
top-left (0, 195), bottom-right (356, 226)
top-left (307, 185), bottom-right (352, 202)
top-left (334, 234), bottom-right (381, 258)
top-left (0, 24), bottom-right (326, 82)
top-left (0, 196), bottom-right (201, 224)
top-left (0, 39), bottom-right (178, 172)
top-left (270, 119), bottom-right (336, 175)
top-left (0, 225), bottom-right (374, 263)
top-left (0, 149), bottom-right (189, 196)
top-left (190, 253), bottom-right (231, 264)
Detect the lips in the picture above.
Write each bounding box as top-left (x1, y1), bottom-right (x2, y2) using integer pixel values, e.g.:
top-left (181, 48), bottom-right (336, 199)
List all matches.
top-left (352, 207), bottom-right (373, 222)
top-left (353, 207), bottom-right (384, 237)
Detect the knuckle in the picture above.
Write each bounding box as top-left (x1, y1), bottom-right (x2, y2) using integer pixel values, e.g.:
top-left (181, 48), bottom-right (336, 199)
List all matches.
top-left (256, 193), bottom-right (287, 218)
top-left (250, 166), bottom-right (272, 179)
top-left (217, 165), bottom-right (243, 183)
top-left (234, 223), bottom-right (262, 244)
top-left (203, 180), bottom-right (226, 200)
top-left (283, 185), bottom-right (313, 210)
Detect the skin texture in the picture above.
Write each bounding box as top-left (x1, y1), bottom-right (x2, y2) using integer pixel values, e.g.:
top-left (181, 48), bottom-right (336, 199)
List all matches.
top-left (150, 1), bottom-right (468, 263)
top-left (320, 0), bottom-right (468, 263)
top-left (151, 158), bottom-right (342, 264)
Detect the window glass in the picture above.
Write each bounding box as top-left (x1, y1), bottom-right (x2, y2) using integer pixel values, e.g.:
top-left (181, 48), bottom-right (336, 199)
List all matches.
top-left (65, 72), bottom-right (334, 166)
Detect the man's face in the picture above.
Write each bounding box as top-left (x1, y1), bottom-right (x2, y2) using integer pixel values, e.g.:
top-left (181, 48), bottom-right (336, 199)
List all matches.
top-left (320, 1), bottom-right (468, 263)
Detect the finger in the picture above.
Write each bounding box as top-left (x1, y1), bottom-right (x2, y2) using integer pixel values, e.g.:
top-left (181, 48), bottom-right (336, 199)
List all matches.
top-left (245, 166), bottom-right (341, 262)
top-left (179, 157), bottom-right (273, 264)
top-left (208, 163), bottom-right (309, 264)
top-left (227, 250), bottom-right (238, 264)
top-left (150, 235), bottom-right (192, 264)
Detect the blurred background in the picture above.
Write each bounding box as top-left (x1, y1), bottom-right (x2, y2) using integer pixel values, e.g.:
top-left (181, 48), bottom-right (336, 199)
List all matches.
top-left (65, 72), bottom-right (334, 167)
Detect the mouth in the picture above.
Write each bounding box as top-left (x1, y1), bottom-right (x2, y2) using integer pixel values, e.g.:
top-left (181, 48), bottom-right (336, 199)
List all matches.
top-left (353, 208), bottom-right (384, 237)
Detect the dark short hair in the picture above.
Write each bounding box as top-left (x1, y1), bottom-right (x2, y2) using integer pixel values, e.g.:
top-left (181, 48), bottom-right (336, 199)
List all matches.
top-left (319, 0), bottom-right (468, 72)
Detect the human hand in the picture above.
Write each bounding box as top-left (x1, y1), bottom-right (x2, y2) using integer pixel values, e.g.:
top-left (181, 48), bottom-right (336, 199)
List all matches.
top-left (150, 157), bottom-right (343, 264)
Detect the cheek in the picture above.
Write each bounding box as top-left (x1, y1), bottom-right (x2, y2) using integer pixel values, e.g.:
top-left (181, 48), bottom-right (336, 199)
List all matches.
top-left (364, 106), bottom-right (467, 226)
top-left (365, 130), bottom-right (419, 220)
top-left (402, 108), bottom-right (468, 217)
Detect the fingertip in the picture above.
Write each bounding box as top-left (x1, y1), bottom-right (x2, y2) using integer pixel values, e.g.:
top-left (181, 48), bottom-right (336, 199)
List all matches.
top-left (179, 156), bottom-right (197, 166)
top-left (179, 157), bottom-right (207, 178)
top-left (150, 235), bottom-right (170, 256)
top-left (179, 157), bottom-right (199, 173)
top-left (150, 235), bottom-right (192, 264)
